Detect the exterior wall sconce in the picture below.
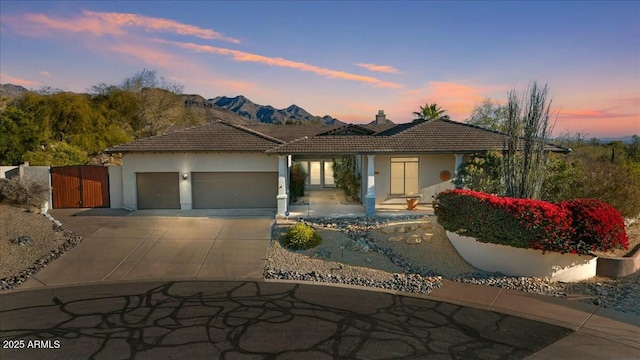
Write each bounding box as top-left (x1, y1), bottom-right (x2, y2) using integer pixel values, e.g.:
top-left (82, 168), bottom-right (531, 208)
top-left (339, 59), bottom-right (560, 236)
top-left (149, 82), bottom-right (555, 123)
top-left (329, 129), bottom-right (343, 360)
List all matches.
top-left (182, 173), bottom-right (188, 180)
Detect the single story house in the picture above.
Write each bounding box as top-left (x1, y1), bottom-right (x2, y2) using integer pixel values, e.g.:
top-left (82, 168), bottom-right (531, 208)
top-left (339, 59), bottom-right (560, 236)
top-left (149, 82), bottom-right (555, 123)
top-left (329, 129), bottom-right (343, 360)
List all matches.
top-left (105, 111), bottom-right (568, 216)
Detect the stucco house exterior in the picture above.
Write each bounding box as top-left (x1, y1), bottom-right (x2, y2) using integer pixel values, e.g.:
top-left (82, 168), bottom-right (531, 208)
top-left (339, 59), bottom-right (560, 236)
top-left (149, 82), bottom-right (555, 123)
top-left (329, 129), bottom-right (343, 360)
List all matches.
top-left (105, 113), bottom-right (568, 216)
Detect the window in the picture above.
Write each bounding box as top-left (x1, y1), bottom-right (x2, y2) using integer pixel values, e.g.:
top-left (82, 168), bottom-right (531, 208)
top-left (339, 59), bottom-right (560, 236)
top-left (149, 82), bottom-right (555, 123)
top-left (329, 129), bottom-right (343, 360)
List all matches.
top-left (309, 161), bottom-right (321, 185)
top-left (294, 160), bottom-right (337, 187)
top-left (390, 157), bottom-right (419, 195)
top-left (323, 161), bottom-right (335, 186)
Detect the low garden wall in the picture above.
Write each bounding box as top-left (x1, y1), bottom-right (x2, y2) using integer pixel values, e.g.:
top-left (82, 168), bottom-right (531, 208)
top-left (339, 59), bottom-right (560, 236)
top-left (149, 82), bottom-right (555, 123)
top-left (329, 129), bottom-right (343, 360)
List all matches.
top-left (597, 246), bottom-right (640, 278)
top-left (447, 231), bottom-right (597, 281)
top-left (434, 189), bottom-right (629, 281)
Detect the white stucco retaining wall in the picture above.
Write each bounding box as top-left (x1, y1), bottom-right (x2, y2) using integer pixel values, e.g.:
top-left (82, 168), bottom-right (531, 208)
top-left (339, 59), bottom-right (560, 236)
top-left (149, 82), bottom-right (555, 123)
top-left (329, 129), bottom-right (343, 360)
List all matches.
top-left (446, 231), bottom-right (597, 282)
top-left (121, 152), bottom-right (278, 210)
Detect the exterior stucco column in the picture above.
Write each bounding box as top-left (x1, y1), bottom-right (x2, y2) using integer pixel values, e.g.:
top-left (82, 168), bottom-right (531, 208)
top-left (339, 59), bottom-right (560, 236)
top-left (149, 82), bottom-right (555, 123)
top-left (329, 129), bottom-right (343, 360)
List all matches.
top-left (365, 154), bottom-right (376, 216)
top-left (277, 155), bottom-right (288, 216)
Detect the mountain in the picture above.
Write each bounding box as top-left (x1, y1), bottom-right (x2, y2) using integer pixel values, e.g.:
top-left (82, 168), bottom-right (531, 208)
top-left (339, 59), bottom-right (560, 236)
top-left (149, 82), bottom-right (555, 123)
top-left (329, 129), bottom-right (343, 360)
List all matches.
top-left (0, 83), bottom-right (340, 127)
top-left (210, 95), bottom-right (342, 125)
top-left (182, 94), bottom-right (250, 125)
top-left (0, 84), bottom-right (29, 100)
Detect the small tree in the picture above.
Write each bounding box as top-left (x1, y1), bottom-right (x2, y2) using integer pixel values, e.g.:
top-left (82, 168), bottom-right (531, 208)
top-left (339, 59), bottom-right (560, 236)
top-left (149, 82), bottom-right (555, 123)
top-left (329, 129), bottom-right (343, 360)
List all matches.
top-left (466, 98), bottom-right (508, 132)
top-left (289, 163), bottom-right (306, 202)
top-left (503, 82), bottom-right (554, 199)
top-left (413, 103), bottom-right (450, 121)
top-left (454, 151), bottom-right (504, 195)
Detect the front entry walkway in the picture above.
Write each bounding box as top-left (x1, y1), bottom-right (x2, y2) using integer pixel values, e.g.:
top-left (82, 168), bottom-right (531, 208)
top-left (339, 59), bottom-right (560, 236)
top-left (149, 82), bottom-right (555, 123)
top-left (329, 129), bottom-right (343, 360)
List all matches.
top-left (287, 189), bottom-right (434, 218)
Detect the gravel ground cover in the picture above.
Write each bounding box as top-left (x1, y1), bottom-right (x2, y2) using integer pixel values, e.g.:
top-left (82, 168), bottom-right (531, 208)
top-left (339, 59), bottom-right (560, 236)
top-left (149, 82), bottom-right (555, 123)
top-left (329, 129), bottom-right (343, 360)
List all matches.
top-left (1, 204), bottom-right (638, 316)
top-left (0, 204), bottom-right (82, 290)
top-left (265, 215), bottom-right (640, 317)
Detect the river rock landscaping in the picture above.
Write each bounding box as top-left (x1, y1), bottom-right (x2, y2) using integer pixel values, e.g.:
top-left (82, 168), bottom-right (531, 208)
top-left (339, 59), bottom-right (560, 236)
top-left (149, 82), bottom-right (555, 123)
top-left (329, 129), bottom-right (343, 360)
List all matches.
top-left (1, 203), bottom-right (638, 317)
top-left (265, 215), bottom-right (640, 317)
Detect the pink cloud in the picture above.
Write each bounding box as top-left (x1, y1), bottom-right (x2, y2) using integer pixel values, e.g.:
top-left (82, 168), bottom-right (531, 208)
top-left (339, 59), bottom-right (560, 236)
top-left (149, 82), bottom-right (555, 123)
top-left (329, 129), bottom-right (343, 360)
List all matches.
top-left (84, 11), bottom-right (240, 43)
top-left (615, 97), bottom-right (640, 105)
top-left (356, 63), bottom-right (402, 74)
top-left (158, 40), bottom-right (404, 89)
top-left (0, 72), bottom-right (39, 87)
top-left (110, 43), bottom-right (188, 69)
top-left (554, 104), bottom-right (639, 136)
top-left (39, 71), bottom-right (51, 77)
top-left (397, 81), bottom-right (488, 120)
top-left (22, 13), bottom-right (125, 36)
top-left (554, 116), bottom-right (639, 137)
top-left (558, 108), bottom-right (630, 120)
top-left (15, 11), bottom-right (239, 43)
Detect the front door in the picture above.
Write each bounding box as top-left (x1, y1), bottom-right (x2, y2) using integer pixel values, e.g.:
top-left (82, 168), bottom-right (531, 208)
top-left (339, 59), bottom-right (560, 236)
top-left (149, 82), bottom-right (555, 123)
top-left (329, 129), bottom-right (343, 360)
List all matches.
top-left (297, 160), bottom-right (336, 188)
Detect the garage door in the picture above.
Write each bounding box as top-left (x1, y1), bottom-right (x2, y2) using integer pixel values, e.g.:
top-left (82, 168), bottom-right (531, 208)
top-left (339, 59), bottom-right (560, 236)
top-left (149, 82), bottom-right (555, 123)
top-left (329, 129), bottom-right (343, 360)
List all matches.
top-left (192, 172), bottom-right (277, 209)
top-left (136, 172), bottom-right (180, 209)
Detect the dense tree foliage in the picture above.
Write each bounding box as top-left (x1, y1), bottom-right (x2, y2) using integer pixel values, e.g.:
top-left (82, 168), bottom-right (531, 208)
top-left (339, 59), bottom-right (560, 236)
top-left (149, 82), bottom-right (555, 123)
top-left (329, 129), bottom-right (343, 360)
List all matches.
top-left (23, 142), bottom-right (88, 167)
top-left (465, 98), bottom-right (508, 132)
top-left (455, 139), bottom-right (640, 218)
top-left (0, 106), bottom-right (41, 165)
top-left (0, 70), bottom-right (205, 165)
top-left (547, 136), bottom-right (640, 218)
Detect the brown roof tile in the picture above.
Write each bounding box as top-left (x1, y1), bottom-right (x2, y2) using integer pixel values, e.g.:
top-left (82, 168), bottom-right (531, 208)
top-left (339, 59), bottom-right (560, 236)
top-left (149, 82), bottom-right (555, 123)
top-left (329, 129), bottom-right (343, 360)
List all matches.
top-left (105, 121), bottom-right (283, 153)
top-left (107, 119), bottom-right (569, 155)
top-left (243, 123), bottom-right (341, 142)
top-left (265, 119), bottom-right (569, 154)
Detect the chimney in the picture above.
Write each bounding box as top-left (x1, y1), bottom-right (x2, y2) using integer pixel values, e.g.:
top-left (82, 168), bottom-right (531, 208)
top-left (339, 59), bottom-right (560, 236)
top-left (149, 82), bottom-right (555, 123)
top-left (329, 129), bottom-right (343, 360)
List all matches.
top-left (375, 110), bottom-right (386, 124)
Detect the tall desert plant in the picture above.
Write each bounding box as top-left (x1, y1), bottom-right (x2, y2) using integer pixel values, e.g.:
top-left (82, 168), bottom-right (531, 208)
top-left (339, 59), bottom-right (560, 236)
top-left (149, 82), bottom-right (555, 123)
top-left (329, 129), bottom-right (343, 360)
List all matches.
top-left (503, 82), bottom-right (554, 199)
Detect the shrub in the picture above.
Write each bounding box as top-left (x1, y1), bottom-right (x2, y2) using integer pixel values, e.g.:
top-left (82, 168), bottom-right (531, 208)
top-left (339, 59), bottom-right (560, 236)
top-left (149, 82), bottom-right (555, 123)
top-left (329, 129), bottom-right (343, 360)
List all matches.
top-left (434, 189), bottom-right (627, 255)
top-left (289, 162), bottom-right (306, 202)
top-left (0, 176), bottom-right (50, 207)
top-left (454, 151), bottom-right (504, 195)
top-left (283, 222), bottom-right (322, 250)
top-left (23, 141), bottom-right (88, 167)
top-left (333, 155), bottom-right (360, 202)
top-left (542, 156), bottom-right (640, 218)
top-left (560, 199), bottom-right (629, 253)
top-left (576, 161), bottom-right (640, 219)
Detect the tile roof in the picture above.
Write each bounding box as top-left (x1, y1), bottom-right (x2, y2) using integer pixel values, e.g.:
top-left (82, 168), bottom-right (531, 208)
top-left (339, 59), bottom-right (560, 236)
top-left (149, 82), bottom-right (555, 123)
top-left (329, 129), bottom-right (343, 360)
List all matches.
top-left (317, 124), bottom-right (376, 136)
top-left (105, 121), bottom-right (284, 153)
top-left (242, 123), bottom-right (341, 142)
top-left (265, 119), bottom-right (569, 154)
top-left (106, 119), bottom-right (569, 155)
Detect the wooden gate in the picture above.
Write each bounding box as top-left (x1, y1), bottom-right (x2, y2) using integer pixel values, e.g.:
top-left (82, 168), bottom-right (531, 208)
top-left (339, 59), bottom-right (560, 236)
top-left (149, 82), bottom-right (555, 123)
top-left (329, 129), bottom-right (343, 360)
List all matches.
top-left (51, 166), bottom-right (110, 208)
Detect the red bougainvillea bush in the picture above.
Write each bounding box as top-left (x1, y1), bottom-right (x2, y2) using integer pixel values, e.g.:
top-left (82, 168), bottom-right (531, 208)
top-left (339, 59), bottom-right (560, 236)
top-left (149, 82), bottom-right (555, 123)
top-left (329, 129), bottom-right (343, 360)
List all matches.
top-left (560, 199), bottom-right (629, 254)
top-left (433, 189), bottom-right (628, 255)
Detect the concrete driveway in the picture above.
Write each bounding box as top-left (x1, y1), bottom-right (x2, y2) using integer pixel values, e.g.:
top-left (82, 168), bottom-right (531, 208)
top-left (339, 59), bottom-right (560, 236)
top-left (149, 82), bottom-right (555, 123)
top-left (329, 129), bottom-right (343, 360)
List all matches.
top-left (19, 210), bottom-right (273, 289)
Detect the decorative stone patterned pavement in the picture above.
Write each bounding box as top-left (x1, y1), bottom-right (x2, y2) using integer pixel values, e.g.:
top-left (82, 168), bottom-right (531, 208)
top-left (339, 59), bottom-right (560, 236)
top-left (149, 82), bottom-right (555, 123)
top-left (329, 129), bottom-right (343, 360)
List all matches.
top-left (0, 281), bottom-right (572, 360)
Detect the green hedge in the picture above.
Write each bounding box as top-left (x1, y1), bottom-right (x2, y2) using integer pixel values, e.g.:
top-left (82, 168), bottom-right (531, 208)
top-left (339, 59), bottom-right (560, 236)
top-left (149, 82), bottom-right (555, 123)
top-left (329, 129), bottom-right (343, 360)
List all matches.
top-left (434, 189), bottom-right (628, 255)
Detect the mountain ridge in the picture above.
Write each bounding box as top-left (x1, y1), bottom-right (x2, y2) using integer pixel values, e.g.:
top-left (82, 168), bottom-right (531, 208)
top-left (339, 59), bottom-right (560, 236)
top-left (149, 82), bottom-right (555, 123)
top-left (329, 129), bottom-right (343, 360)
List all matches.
top-left (210, 95), bottom-right (342, 125)
top-left (1, 84), bottom-right (339, 126)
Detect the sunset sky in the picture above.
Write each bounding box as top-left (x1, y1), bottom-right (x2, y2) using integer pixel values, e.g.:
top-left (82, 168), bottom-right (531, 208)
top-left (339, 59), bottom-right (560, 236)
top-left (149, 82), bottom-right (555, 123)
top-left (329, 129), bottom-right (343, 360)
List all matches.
top-left (1, 1), bottom-right (638, 137)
